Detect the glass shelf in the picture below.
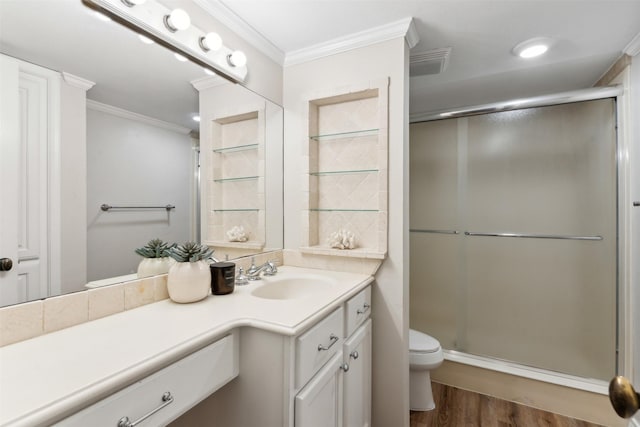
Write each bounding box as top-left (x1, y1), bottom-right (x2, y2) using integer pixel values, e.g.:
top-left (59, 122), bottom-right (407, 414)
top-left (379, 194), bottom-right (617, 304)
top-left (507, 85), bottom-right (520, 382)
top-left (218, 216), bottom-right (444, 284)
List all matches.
top-left (212, 208), bottom-right (260, 212)
top-left (213, 176), bottom-right (259, 183)
top-left (213, 143), bottom-right (259, 153)
top-left (310, 128), bottom-right (378, 141)
top-left (310, 169), bottom-right (378, 176)
top-left (309, 208), bottom-right (378, 212)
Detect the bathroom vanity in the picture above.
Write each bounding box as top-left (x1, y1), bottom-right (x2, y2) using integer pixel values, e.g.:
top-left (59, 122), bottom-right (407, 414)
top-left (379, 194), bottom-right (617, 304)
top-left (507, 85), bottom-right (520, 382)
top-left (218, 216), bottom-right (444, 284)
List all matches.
top-left (0, 266), bottom-right (372, 427)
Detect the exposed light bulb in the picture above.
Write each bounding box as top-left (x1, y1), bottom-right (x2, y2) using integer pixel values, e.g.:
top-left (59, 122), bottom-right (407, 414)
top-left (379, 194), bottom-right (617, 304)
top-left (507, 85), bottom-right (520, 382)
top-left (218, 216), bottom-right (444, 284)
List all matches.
top-left (164, 9), bottom-right (190, 32)
top-left (518, 44), bottom-right (548, 58)
top-left (199, 32), bottom-right (223, 52)
top-left (174, 53), bottom-right (188, 62)
top-left (203, 68), bottom-right (216, 76)
top-left (121, 0), bottom-right (146, 6)
top-left (138, 34), bottom-right (154, 44)
top-left (227, 51), bottom-right (247, 68)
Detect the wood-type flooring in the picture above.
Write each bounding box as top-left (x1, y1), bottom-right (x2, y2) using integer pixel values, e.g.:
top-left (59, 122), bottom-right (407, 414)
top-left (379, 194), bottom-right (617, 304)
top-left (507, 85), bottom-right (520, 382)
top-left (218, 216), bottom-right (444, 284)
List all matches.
top-left (409, 383), bottom-right (605, 427)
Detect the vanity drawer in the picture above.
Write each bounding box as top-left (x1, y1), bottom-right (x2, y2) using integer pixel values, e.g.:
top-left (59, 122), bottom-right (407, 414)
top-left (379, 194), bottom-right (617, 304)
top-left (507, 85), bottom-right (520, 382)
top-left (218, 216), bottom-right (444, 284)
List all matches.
top-left (56, 333), bottom-right (238, 427)
top-left (296, 307), bottom-right (344, 389)
top-left (345, 286), bottom-right (371, 337)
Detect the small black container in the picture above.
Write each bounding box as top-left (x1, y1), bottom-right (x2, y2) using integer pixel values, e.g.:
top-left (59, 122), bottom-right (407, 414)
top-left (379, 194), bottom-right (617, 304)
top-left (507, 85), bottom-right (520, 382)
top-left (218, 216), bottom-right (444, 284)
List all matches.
top-left (210, 262), bottom-right (235, 295)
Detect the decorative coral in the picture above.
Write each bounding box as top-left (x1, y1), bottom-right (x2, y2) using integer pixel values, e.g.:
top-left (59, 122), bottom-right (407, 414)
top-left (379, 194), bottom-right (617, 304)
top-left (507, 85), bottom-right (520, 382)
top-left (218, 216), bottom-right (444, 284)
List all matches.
top-left (327, 229), bottom-right (357, 250)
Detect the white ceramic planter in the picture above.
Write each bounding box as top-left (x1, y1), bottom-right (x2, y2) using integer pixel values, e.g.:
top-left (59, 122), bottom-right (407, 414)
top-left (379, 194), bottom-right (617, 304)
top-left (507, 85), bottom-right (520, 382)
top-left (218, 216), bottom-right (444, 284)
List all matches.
top-left (137, 257), bottom-right (175, 278)
top-left (167, 260), bottom-right (211, 303)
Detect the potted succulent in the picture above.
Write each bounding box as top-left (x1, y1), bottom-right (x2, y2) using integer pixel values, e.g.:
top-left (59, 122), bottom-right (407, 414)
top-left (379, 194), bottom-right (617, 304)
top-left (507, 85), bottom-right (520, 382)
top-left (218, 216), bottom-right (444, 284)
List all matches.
top-left (134, 239), bottom-right (176, 278)
top-left (166, 242), bottom-right (214, 303)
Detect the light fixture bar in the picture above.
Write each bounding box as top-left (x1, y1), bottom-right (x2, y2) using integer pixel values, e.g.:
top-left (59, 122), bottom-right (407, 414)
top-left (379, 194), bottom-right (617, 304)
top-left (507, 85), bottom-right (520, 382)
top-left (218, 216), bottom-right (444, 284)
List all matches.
top-left (81, 0), bottom-right (247, 83)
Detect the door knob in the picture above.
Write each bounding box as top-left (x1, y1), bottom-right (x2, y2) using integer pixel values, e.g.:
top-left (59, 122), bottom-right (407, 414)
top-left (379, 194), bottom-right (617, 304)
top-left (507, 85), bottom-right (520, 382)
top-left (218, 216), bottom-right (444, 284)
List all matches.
top-left (0, 258), bottom-right (13, 272)
top-left (609, 376), bottom-right (640, 418)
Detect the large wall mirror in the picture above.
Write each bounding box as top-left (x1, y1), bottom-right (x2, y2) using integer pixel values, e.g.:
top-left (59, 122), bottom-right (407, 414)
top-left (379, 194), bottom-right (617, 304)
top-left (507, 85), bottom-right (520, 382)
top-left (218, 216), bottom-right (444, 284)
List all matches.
top-left (0, 0), bottom-right (283, 308)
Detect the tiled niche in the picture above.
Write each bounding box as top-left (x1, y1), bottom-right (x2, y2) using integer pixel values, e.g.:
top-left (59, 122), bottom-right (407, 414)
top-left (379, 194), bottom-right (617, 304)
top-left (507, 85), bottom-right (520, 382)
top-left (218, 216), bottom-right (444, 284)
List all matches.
top-left (301, 79), bottom-right (389, 259)
top-left (204, 109), bottom-right (265, 252)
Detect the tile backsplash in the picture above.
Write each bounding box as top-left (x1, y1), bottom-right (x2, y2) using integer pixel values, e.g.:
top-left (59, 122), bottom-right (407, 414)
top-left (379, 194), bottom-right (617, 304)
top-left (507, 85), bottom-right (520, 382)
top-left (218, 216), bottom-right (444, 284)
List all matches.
top-left (0, 249), bottom-right (380, 348)
top-left (0, 273), bottom-right (167, 348)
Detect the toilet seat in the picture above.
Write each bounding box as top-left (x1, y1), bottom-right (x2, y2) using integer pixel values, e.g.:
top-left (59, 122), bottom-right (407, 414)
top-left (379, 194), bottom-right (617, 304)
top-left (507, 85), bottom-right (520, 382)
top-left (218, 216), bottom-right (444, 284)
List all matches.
top-left (410, 329), bottom-right (441, 353)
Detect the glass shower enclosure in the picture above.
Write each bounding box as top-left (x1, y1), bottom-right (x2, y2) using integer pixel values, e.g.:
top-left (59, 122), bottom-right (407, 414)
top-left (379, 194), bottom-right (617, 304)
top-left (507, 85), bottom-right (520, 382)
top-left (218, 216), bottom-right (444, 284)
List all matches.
top-left (409, 98), bottom-right (617, 381)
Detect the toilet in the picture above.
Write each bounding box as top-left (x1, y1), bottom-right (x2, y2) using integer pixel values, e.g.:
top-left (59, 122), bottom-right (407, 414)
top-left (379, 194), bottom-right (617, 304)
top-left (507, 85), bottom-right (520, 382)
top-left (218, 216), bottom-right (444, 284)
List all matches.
top-left (409, 328), bottom-right (444, 411)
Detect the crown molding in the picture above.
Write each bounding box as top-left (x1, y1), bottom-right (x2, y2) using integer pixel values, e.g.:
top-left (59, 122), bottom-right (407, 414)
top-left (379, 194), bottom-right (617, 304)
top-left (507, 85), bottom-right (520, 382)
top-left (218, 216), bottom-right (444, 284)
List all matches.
top-left (86, 100), bottom-right (191, 134)
top-left (61, 72), bottom-right (95, 91)
top-left (284, 17), bottom-right (419, 67)
top-left (193, 0), bottom-right (285, 65)
top-left (190, 75), bottom-right (229, 91)
top-left (623, 31), bottom-right (640, 56)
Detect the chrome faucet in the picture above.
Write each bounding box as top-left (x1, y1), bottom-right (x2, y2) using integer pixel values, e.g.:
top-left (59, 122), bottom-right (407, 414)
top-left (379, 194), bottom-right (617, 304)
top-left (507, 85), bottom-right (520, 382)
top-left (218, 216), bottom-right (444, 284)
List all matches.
top-left (246, 258), bottom-right (278, 280)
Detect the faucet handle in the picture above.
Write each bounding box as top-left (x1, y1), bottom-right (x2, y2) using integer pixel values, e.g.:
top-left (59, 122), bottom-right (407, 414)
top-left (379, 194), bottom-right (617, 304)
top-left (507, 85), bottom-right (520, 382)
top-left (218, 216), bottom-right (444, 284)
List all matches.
top-left (247, 257), bottom-right (259, 275)
top-left (235, 267), bottom-right (249, 286)
top-left (265, 260), bottom-right (278, 275)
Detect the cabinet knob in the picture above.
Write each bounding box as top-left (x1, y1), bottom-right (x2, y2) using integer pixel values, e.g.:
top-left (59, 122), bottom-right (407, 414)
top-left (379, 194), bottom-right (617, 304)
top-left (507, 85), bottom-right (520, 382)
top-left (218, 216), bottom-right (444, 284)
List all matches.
top-left (340, 363), bottom-right (349, 372)
top-left (350, 350), bottom-right (359, 360)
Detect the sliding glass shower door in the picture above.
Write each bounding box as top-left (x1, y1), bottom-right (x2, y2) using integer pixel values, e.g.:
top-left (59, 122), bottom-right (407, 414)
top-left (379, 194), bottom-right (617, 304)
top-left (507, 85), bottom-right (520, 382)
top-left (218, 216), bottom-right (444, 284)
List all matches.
top-left (410, 99), bottom-right (617, 380)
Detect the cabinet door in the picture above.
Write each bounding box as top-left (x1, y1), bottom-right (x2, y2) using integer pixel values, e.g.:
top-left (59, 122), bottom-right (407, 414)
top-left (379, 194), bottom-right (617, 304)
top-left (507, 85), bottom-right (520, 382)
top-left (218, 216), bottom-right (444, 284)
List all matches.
top-left (295, 352), bottom-right (343, 427)
top-left (343, 319), bottom-right (371, 427)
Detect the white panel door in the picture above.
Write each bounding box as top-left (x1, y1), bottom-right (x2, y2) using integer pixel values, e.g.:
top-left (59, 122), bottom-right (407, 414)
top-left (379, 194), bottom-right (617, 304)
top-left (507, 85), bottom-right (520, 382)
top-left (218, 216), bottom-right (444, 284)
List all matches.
top-left (0, 55), bottom-right (53, 306)
top-left (343, 319), bottom-right (371, 427)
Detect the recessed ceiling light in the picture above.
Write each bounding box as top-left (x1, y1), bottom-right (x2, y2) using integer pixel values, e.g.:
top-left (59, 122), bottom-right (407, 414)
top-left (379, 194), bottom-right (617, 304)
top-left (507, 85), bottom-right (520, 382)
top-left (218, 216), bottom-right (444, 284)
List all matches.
top-left (512, 37), bottom-right (553, 59)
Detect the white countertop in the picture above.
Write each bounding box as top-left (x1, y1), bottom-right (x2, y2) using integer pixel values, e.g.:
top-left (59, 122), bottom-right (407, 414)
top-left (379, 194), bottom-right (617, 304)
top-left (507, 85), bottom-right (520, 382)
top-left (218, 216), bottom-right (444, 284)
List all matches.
top-left (0, 266), bottom-right (372, 427)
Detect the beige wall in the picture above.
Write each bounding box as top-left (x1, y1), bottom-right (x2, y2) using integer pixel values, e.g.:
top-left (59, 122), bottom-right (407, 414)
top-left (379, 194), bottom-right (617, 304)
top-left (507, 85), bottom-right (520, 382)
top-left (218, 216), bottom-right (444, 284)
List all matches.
top-left (283, 37), bottom-right (411, 426)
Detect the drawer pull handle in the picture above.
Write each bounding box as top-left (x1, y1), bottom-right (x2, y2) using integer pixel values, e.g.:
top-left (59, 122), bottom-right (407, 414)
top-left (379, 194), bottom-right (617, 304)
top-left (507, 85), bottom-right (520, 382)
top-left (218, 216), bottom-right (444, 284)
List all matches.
top-left (118, 391), bottom-right (174, 427)
top-left (357, 303), bottom-right (370, 315)
top-left (340, 363), bottom-right (350, 372)
top-left (350, 350), bottom-right (359, 360)
top-left (317, 334), bottom-right (339, 351)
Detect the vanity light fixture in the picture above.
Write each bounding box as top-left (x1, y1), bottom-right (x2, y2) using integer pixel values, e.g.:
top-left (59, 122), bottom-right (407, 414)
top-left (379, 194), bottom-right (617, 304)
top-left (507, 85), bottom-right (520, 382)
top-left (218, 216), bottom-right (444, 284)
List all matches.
top-left (512, 37), bottom-right (553, 59)
top-left (199, 32), bottom-right (223, 52)
top-left (82, 0), bottom-right (248, 82)
top-left (164, 8), bottom-right (190, 32)
top-left (227, 50), bottom-right (247, 68)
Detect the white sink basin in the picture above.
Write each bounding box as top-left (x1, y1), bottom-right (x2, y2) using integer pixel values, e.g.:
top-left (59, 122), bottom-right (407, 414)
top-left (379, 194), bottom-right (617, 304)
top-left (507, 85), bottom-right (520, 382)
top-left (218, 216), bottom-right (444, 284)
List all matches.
top-left (251, 274), bottom-right (336, 300)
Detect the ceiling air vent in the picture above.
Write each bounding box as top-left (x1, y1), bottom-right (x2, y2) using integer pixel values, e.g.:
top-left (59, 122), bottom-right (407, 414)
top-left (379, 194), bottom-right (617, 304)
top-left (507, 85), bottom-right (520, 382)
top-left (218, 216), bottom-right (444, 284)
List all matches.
top-left (410, 47), bottom-right (451, 76)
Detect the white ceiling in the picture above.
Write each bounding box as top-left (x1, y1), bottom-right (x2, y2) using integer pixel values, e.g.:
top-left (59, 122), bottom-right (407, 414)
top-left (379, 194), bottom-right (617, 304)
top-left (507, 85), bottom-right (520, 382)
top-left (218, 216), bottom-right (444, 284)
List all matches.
top-left (1, 0), bottom-right (639, 128)
top-left (215, 0), bottom-right (640, 113)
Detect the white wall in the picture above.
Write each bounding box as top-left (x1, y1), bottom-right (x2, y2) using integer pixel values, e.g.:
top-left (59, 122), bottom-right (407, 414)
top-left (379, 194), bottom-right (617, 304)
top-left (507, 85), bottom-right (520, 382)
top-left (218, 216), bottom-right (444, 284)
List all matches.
top-left (86, 107), bottom-right (193, 281)
top-left (283, 38), bottom-right (410, 426)
top-left (59, 81), bottom-right (88, 294)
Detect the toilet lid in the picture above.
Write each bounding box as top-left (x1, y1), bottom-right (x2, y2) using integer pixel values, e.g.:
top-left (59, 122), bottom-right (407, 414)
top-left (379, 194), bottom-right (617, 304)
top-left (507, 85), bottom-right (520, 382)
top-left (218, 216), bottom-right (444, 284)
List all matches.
top-left (409, 329), bottom-right (441, 353)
